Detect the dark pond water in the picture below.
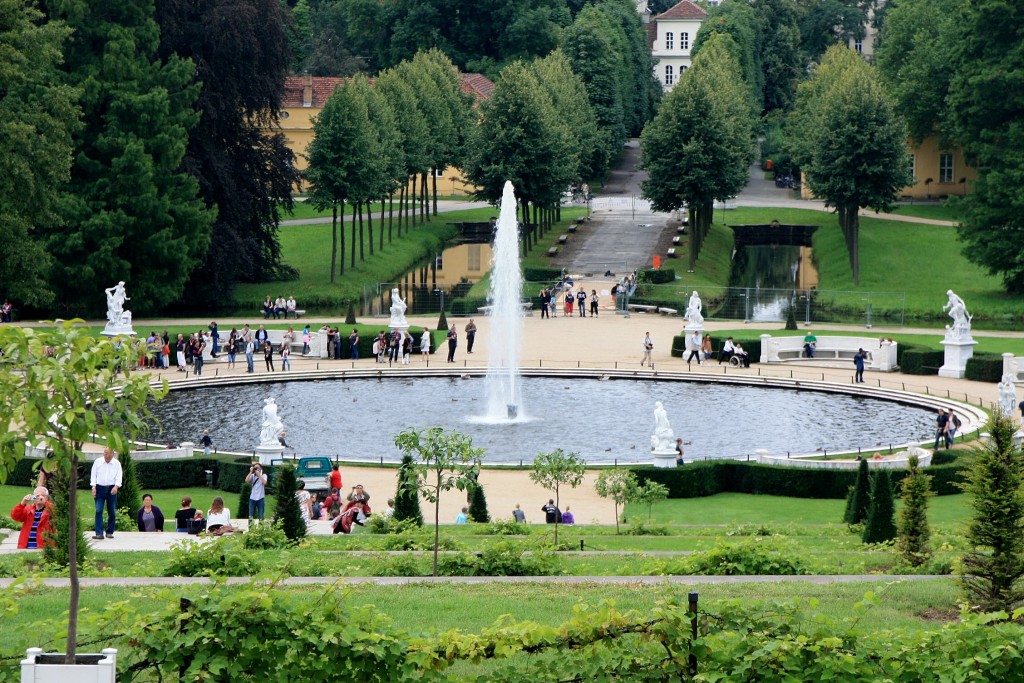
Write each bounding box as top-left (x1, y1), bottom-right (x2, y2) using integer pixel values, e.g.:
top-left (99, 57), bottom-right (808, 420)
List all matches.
top-left (149, 377), bottom-right (937, 464)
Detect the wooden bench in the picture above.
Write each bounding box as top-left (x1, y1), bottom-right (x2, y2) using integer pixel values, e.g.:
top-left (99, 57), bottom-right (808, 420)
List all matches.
top-left (558, 234), bottom-right (569, 244)
top-left (627, 304), bottom-right (658, 313)
top-left (547, 246), bottom-right (559, 257)
top-left (574, 217), bottom-right (586, 225)
top-left (658, 307), bottom-right (678, 316)
top-left (672, 236), bottom-right (682, 245)
top-left (666, 248), bottom-right (677, 258)
top-left (567, 224), bottom-right (577, 233)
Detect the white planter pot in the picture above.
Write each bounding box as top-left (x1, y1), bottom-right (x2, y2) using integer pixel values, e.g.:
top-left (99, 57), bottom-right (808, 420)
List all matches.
top-left (21, 648), bottom-right (117, 683)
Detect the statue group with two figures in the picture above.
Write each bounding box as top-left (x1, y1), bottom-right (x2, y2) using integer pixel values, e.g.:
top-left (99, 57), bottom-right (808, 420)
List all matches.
top-left (684, 290), bottom-right (704, 329)
top-left (650, 401), bottom-right (677, 453)
top-left (943, 289), bottom-right (972, 340)
top-left (998, 374), bottom-right (1018, 418)
top-left (102, 281), bottom-right (135, 336)
top-left (259, 397), bottom-right (285, 448)
top-left (389, 288), bottom-right (408, 328)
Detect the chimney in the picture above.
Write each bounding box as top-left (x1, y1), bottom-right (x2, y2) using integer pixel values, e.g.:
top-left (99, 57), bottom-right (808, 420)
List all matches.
top-left (303, 73), bottom-right (313, 108)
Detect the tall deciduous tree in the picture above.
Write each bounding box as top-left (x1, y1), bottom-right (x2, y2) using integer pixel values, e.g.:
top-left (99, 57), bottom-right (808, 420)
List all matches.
top-left (751, 0), bottom-right (802, 113)
top-left (530, 449), bottom-right (586, 546)
top-left (693, 0), bottom-right (764, 110)
top-left (0, 0), bottom-right (79, 310)
top-left (394, 427), bottom-right (482, 577)
top-left (0, 321), bottom-right (168, 661)
top-left (42, 0), bottom-right (213, 316)
top-left (960, 414), bottom-right (1024, 614)
top-left (154, 0), bottom-right (299, 306)
top-left (640, 33), bottom-right (755, 273)
top-left (796, 0), bottom-right (867, 64)
top-left (786, 45), bottom-right (911, 285)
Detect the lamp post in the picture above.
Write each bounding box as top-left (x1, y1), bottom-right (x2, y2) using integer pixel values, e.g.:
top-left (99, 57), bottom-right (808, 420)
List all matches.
top-left (433, 288), bottom-right (445, 314)
top-left (800, 291), bottom-right (811, 327)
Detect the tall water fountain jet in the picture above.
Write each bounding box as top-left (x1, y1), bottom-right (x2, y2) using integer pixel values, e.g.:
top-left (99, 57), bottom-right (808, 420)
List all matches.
top-left (485, 181), bottom-right (524, 420)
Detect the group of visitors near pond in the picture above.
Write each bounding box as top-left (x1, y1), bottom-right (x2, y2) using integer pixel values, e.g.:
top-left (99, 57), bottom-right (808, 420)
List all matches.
top-left (537, 287), bottom-right (601, 319)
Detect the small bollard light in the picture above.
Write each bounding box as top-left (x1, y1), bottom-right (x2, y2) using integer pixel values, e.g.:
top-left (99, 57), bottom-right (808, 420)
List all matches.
top-left (204, 469), bottom-right (213, 487)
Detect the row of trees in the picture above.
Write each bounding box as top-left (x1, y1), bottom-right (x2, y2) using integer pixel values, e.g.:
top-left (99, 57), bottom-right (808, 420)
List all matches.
top-left (876, 0), bottom-right (1024, 294)
top-left (2, 0), bottom-right (296, 316)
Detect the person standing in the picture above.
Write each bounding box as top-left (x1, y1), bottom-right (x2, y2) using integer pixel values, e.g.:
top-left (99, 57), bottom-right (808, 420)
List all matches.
top-left (11, 488), bottom-right (54, 549)
top-left (565, 290), bottom-right (574, 316)
top-left (192, 333), bottom-right (205, 376)
top-left (402, 333), bottom-right (412, 365)
top-left (302, 326), bottom-right (311, 355)
top-left (512, 504), bottom-right (526, 523)
top-left (675, 438), bottom-right (685, 466)
top-left (702, 335), bottom-right (713, 361)
top-left (576, 288), bottom-right (587, 317)
top-left (854, 348), bottom-right (867, 383)
top-left (947, 410), bottom-right (961, 448)
top-left (539, 289), bottom-right (550, 319)
top-left (465, 319), bottom-right (477, 354)
top-left (90, 447), bottom-right (122, 540)
top-left (388, 330), bottom-right (400, 363)
top-left (281, 345), bottom-right (291, 371)
top-left (349, 329), bottom-right (360, 360)
top-left (542, 499), bottom-right (560, 523)
top-left (263, 341), bottom-right (275, 372)
top-left (246, 463), bottom-right (267, 520)
top-left (245, 336), bottom-right (255, 373)
top-left (420, 328), bottom-right (431, 359)
top-left (642, 332), bottom-right (653, 367)
top-left (686, 330), bottom-right (702, 365)
top-left (175, 334), bottom-right (187, 372)
top-left (200, 429), bottom-right (213, 455)
top-left (208, 322), bottom-right (220, 357)
top-left (933, 409), bottom-right (949, 450)
top-left (447, 325), bottom-right (458, 362)
top-left (590, 290), bottom-right (599, 317)
top-left (329, 464), bottom-right (343, 492)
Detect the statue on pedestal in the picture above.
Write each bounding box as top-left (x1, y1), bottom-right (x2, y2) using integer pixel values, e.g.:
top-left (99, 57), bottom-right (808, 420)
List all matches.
top-left (650, 401), bottom-right (677, 452)
top-left (102, 281), bottom-right (135, 335)
top-left (998, 373), bottom-right (1018, 417)
top-left (943, 290), bottom-right (972, 340)
top-left (389, 288), bottom-right (408, 328)
top-left (259, 397), bottom-right (284, 447)
top-left (685, 291), bottom-right (704, 328)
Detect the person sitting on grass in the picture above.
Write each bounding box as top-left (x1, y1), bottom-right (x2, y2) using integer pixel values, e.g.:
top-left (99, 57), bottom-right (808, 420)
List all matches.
top-left (11, 487), bottom-right (54, 549)
top-left (175, 496), bottom-right (197, 533)
top-left (561, 506), bottom-right (575, 525)
top-left (206, 496), bottom-right (236, 536)
top-left (136, 494), bottom-right (165, 532)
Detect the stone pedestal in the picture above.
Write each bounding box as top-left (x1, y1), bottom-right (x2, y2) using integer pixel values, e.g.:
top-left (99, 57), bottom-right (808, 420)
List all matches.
top-left (938, 337), bottom-right (977, 378)
top-left (651, 449), bottom-right (678, 468)
top-left (100, 321), bottom-right (135, 338)
top-left (254, 444), bottom-right (284, 467)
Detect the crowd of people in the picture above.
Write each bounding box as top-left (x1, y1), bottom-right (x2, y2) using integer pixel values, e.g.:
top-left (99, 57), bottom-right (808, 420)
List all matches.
top-left (263, 295), bottom-right (300, 319)
top-left (536, 286), bottom-right (601, 319)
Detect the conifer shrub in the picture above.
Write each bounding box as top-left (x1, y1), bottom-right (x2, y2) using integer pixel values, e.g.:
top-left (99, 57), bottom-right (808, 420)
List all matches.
top-left (862, 470), bottom-right (897, 544)
top-left (844, 458), bottom-right (871, 524)
top-left (467, 473), bottom-right (490, 523)
top-left (115, 449), bottom-right (142, 520)
top-left (393, 454), bottom-right (423, 526)
top-left (273, 464), bottom-right (307, 542)
top-left (43, 474), bottom-right (91, 569)
top-left (897, 455), bottom-right (933, 566)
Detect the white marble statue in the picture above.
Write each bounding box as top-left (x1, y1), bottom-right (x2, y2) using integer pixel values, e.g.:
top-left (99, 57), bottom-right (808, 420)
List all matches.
top-left (259, 397), bottom-right (284, 447)
top-left (102, 280), bottom-right (135, 335)
top-left (943, 289), bottom-right (972, 340)
top-left (685, 291), bottom-right (704, 327)
top-left (998, 373), bottom-right (1018, 417)
top-left (650, 400), bottom-right (677, 452)
top-left (389, 288), bottom-right (408, 328)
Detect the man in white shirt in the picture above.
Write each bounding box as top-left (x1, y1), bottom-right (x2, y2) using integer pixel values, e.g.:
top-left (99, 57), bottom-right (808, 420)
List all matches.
top-left (90, 447), bottom-right (122, 540)
top-left (642, 333), bottom-right (653, 367)
top-left (686, 331), bottom-right (702, 365)
top-left (718, 337), bottom-right (735, 364)
top-left (286, 296), bottom-right (297, 319)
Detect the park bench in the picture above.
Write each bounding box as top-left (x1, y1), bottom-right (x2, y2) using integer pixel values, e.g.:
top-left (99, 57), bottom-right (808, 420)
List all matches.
top-left (759, 334), bottom-right (898, 372)
top-left (558, 234), bottom-right (569, 244)
top-left (666, 248), bottom-right (676, 258)
top-left (672, 236), bottom-right (682, 245)
top-left (658, 307), bottom-right (678, 316)
top-left (627, 304), bottom-right (658, 313)
top-left (547, 246), bottom-right (559, 257)
top-left (676, 225), bottom-right (687, 234)
top-left (567, 224), bottom-right (577, 233)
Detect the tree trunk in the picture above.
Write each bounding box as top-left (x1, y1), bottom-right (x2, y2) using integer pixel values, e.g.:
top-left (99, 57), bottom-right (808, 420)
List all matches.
top-left (688, 206), bottom-right (698, 273)
top-left (432, 170), bottom-right (438, 215)
top-left (380, 197), bottom-right (385, 250)
top-left (433, 497), bottom-right (440, 577)
top-left (66, 451), bottom-right (80, 661)
top-left (367, 201), bottom-right (374, 256)
top-left (339, 202), bottom-right (346, 276)
top-left (358, 202), bottom-right (365, 262)
top-left (398, 185), bottom-right (406, 236)
top-left (554, 490), bottom-right (560, 546)
top-left (330, 203), bottom-right (338, 283)
top-left (421, 172), bottom-right (428, 221)
top-left (389, 192), bottom-right (395, 242)
top-left (849, 207), bottom-right (860, 286)
top-left (350, 202), bottom-right (357, 268)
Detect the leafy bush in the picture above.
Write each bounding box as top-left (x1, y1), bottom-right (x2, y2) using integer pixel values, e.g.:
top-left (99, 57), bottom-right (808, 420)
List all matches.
top-left (485, 518), bottom-right (530, 535)
top-left (370, 552), bottom-right (423, 577)
top-left (380, 530), bottom-right (460, 551)
top-left (965, 354), bottom-right (1005, 382)
top-left (163, 537), bottom-right (261, 577)
top-left (0, 515), bottom-right (17, 530)
top-left (437, 540), bottom-right (557, 576)
top-left (624, 523), bottom-right (670, 536)
top-left (637, 268), bottom-right (676, 284)
top-left (241, 521), bottom-right (291, 550)
top-left (684, 539), bottom-right (810, 575)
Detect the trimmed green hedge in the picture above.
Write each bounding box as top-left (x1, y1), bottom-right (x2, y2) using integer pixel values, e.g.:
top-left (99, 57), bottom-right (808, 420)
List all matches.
top-left (965, 354), bottom-right (1004, 382)
top-left (900, 348), bottom-right (945, 375)
top-left (638, 268), bottom-right (676, 284)
top-left (7, 454), bottom-right (254, 493)
top-left (671, 335), bottom-right (762, 363)
top-left (523, 267), bottom-right (562, 282)
top-left (633, 456), bottom-right (967, 499)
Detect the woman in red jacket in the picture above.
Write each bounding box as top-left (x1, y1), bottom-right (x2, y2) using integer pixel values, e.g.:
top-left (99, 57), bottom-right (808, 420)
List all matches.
top-left (11, 488), bottom-right (54, 549)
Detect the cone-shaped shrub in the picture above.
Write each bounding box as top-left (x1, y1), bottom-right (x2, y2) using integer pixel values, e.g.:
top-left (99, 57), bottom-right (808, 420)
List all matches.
top-left (115, 449), bottom-right (141, 520)
top-left (44, 474), bottom-right (91, 568)
top-left (844, 458), bottom-right (871, 524)
top-left (274, 464), bottom-right (306, 542)
top-left (467, 473), bottom-right (490, 523)
top-left (393, 454), bottom-right (423, 526)
top-left (862, 470), bottom-right (897, 543)
top-left (897, 455), bottom-right (933, 566)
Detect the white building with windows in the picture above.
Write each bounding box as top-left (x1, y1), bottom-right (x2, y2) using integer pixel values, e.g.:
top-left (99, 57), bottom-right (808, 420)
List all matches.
top-left (646, 0), bottom-right (707, 91)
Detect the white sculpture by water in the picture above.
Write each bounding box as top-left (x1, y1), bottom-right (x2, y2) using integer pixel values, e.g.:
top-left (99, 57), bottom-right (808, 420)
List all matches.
top-left (259, 397), bottom-right (284, 448)
top-left (389, 288), bottom-right (408, 328)
top-left (943, 289), bottom-right (972, 341)
top-left (684, 290), bottom-right (704, 331)
top-left (101, 281), bottom-right (136, 337)
top-left (998, 373), bottom-right (1018, 417)
top-left (938, 289), bottom-right (977, 379)
top-left (650, 401), bottom-right (677, 454)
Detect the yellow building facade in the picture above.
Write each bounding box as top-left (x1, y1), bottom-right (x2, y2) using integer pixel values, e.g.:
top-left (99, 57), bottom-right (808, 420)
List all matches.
top-left (903, 136), bottom-right (977, 200)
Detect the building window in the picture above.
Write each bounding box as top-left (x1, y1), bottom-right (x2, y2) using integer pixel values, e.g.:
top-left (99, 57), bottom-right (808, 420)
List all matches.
top-left (681, 32), bottom-right (689, 51)
top-left (907, 154), bottom-right (915, 183)
top-left (939, 153), bottom-right (954, 183)
top-left (433, 167), bottom-right (445, 178)
top-left (665, 65), bottom-right (674, 86)
top-left (665, 32), bottom-right (674, 50)
top-left (468, 244), bottom-right (481, 272)
top-left (854, 39), bottom-right (863, 54)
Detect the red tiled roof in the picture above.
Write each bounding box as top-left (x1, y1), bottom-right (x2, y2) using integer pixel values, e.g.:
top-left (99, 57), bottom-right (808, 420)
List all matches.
top-left (459, 73), bottom-right (495, 101)
top-left (655, 0), bottom-right (707, 21)
top-left (282, 72), bottom-right (495, 109)
top-left (646, 21), bottom-right (657, 50)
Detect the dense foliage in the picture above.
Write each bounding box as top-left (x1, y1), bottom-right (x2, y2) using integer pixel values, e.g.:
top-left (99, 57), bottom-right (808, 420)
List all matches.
top-left (862, 469), bottom-right (897, 544)
top-left (897, 454), bottom-right (933, 566)
top-left (273, 464), bottom-right (307, 543)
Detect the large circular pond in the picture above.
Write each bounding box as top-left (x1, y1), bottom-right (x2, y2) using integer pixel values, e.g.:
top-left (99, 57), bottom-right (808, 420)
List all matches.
top-left (149, 376), bottom-right (938, 464)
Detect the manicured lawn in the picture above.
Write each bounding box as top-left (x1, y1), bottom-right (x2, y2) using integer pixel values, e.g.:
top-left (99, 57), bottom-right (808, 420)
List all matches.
top-left (887, 203), bottom-right (962, 222)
